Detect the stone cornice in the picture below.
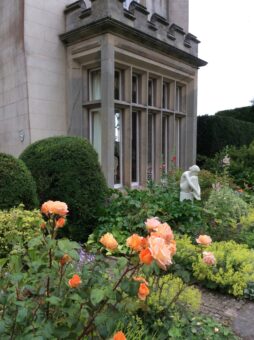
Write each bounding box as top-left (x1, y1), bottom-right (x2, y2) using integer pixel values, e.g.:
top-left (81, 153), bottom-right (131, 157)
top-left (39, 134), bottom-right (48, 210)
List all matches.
top-left (60, 17), bottom-right (207, 68)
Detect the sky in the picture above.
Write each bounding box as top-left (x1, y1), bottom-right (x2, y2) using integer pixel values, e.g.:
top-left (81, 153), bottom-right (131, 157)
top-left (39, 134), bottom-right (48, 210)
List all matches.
top-left (189, 0), bottom-right (254, 116)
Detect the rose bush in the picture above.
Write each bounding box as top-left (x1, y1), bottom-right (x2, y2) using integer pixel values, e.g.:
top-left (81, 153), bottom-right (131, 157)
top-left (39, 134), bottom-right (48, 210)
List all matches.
top-left (0, 201), bottom-right (237, 338)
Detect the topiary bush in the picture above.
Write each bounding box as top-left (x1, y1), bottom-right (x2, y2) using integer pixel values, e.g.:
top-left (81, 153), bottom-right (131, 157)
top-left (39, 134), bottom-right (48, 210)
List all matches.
top-left (20, 136), bottom-right (108, 242)
top-left (0, 153), bottom-right (38, 210)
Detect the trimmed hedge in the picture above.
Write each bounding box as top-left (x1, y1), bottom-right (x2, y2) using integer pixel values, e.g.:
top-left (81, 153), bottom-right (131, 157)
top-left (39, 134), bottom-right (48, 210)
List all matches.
top-left (20, 136), bottom-right (109, 242)
top-left (0, 153), bottom-right (38, 210)
top-left (197, 115), bottom-right (254, 157)
top-left (216, 105), bottom-right (254, 123)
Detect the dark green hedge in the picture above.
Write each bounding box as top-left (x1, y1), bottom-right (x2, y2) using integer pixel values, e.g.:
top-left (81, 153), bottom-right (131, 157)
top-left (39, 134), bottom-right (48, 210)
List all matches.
top-left (197, 115), bottom-right (254, 157)
top-left (20, 136), bottom-right (109, 242)
top-left (216, 105), bottom-right (254, 123)
top-left (0, 153), bottom-right (38, 210)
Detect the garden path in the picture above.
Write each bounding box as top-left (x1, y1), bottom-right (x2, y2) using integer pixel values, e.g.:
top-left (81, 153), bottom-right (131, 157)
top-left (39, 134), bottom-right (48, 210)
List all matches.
top-left (199, 287), bottom-right (254, 339)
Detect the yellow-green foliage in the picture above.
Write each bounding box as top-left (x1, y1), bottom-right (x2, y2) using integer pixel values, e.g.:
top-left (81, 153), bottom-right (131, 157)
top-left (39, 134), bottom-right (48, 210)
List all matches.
top-left (0, 205), bottom-right (42, 258)
top-left (240, 207), bottom-right (254, 227)
top-left (192, 241), bottom-right (254, 296)
top-left (149, 274), bottom-right (201, 312)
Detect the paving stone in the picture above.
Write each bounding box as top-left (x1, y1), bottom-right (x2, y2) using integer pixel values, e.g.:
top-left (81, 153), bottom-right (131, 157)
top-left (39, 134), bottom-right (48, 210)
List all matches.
top-left (199, 287), bottom-right (254, 339)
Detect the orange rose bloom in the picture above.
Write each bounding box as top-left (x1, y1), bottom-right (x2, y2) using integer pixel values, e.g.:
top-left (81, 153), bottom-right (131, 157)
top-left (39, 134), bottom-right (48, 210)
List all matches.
top-left (51, 201), bottom-right (68, 216)
top-left (41, 200), bottom-right (55, 216)
top-left (148, 235), bottom-right (172, 270)
top-left (133, 276), bottom-right (149, 285)
top-left (100, 233), bottom-right (118, 251)
top-left (126, 234), bottom-right (145, 252)
top-left (55, 217), bottom-right (66, 228)
top-left (60, 254), bottom-right (71, 266)
top-left (138, 283), bottom-right (150, 300)
top-left (169, 239), bottom-right (177, 256)
top-left (196, 235), bottom-right (212, 246)
top-left (41, 201), bottom-right (68, 217)
top-left (113, 331), bottom-right (126, 340)
top-left (145, 217), bottom-right (161, 232)
top-left (68, 274), bottom-right (81, 288)
top-left (155, 223), bottom-right (174, 243)
top-left (139, 248), bottom-right (153, 265)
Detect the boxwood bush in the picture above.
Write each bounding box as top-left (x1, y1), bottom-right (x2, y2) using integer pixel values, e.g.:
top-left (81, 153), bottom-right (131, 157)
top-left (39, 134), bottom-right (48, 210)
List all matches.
top-left (0, 153), bottom-right (38, 210)
top-left (20, 136), bottom-right (108, 242)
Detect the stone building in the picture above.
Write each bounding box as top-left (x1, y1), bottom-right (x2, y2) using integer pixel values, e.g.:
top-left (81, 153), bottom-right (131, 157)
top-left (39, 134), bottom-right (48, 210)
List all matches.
top-left (0, 0), bottom-right (206, 187)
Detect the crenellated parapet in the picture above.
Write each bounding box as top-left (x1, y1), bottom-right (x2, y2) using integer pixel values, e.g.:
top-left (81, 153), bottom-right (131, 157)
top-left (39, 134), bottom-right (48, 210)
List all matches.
top-left (61, 0), bottom-right (205, 67)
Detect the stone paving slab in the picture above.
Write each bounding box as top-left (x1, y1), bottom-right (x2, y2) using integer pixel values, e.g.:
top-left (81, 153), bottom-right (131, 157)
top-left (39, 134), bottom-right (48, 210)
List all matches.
top-left (199, 287), bottom-right (254, 339)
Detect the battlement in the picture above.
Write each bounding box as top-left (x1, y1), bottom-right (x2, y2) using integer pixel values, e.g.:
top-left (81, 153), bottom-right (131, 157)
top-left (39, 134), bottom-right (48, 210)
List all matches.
top-left (61, 0), bottom-right (201, 59)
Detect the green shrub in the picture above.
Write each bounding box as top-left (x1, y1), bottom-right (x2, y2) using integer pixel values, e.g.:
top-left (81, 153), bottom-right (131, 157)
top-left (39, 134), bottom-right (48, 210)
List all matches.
top-left (0, 205), bottom-right (42, 258)
top-left (216, 105), bottom-right (254, 124)
top-left (205, 185), bottom-right (248, 223)
top-left (0, 153), bottom-right (38, 210)
top-left (148, 274), bottom-right (201, 312)
top-left (197, 115), bottom-right (254, 157)
top-left (88, 183), bottom-right (207, 251)
top-left (20, 136), bottom-right (108, 242)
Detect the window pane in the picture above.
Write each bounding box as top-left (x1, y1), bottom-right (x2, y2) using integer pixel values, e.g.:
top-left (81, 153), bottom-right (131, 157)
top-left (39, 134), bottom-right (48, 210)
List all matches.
top-left (148, 79), bottom-right (153, 106)
top-left (90, 111), bottom-right (101, 162)
top-left (132, 111), bottom-right (139, 183)
top-left (90, 70), bottom-right (101, 100)
top-left (176, 86), bottom-right (182, 112)
top-left (132, 75), bottom-right (138, 103)
top-left (175, 118), bottom-right (181, 167)
top-left (114, 70), bottom-right (120, 100)
top-left (114, 111), bottom-right (122, 186)
top-left (162, 82), bottom-right (169, 109)
top-left (147, 114), bottom-right (155, 180)
top-left (162, 115), bottom-right (168, 173)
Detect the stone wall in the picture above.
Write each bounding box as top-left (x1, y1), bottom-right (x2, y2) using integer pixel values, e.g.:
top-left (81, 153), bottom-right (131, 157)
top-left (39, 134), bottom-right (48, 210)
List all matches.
top-left (0, 0), bottom-right (30, 156)
top-left (24, 0), bottom-right (73, 143)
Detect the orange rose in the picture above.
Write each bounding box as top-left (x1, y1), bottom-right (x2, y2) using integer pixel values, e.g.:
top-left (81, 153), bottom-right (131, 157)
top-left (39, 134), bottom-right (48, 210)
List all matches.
top-left (138, 283), bottom-right (150, 300)
top-left (151, 222), bottom-right (174, 243)
top-left (60, 254), bottom-right (71, 266)
top-left (126, 234), bottom-right (145, 252)
top-left (55, 217), bottom-right (66, 228)
top-left (100, 233), bottom-right (118, 251)
top-left (51, 201), bottom-right (68, 216)
top-left (139, 248), bottom-right (153, 265)
top-left (145, 217), bottom-right (161, 232)
top-left (169, 239), bottom-right (177, 256)
top-left (196, 235), bottom-right (212, 246)
top-left (133, 276), bottom-right (149, 285)
top-left (68, 274), bottom-right (81, 288)
top-left (41, 201), bottom-right (68, 217)
top-left (41, 200), bottom-right (55, 216)
top-left (113, 331), bottom-right (126, 340)
top-left (202, 251), bottom-right (216, 266)
top-left (148, 235), bottom-right (172, 270)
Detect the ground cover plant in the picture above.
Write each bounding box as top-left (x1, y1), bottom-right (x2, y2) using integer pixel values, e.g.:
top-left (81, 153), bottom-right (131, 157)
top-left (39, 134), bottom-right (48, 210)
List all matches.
top-left (0, 202), bottom-right (238, 339)
top-left (174, 236), bottom-right (254, 297)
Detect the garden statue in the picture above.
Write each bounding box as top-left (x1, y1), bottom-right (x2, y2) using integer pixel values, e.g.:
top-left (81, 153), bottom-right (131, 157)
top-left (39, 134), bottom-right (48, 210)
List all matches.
top-left (180, 165), bottom-right (201, 202)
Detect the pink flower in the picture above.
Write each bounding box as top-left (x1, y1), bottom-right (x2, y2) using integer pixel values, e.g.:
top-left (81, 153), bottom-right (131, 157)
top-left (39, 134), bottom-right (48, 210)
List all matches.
top-left (151, 222), bottom-right (174, 243)
top-left (203, 251), bottom-right (216, 266)
top-left (145, 217), bottom-right (161, 232)
top-left (148, 235), bottom-right (172, 270)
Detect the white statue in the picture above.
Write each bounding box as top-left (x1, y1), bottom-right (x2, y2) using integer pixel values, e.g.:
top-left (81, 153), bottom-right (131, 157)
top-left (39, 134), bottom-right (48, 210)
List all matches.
top-left (180, 165), bottom-right (201, 202)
